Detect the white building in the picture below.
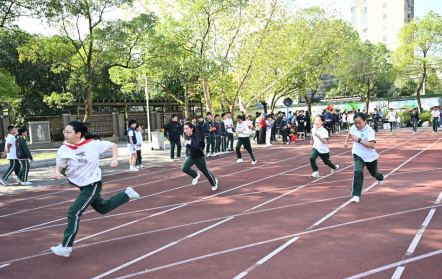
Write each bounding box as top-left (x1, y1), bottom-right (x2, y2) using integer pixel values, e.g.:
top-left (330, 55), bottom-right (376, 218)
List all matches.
top-left (350, 0), bottom-right (414, 50)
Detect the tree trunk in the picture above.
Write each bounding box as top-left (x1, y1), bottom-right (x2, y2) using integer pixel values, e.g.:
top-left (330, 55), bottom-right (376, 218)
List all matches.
top-left (415, 69), bottom-right (426, 113)
top-left (83, 88), bottom-right (93, 123)
top-left (184, 85), bottom-right (189, 119)
top-left (203, 78), bottom-right (213, 113)
top-left (365, 80), bottom-right (370, 112)
top-left (229, 103), bottom-right (235, 118)
top-left (260, 101), bottom-right (268, 113)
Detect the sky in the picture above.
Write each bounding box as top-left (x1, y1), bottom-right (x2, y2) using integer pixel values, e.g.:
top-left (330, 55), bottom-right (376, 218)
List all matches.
top-left (17, 0), bottom-right (442, 36)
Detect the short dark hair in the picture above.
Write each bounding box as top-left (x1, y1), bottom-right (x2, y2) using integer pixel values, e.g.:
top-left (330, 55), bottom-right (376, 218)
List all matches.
top-left (236, 115), bottom-right (243, 119)
top-left (171, 114), bottom-right (178, 119)
top-left (215, 114), bottom-right (220, 118)
top-left (316, 114), bottom-right (325, 122)
top-left (128, 119), bottom-right (137, 127)
top-left (206, 112), bottom-right (212, 116)
top-left (135, 123), bottom-right (140, 129)
top-left (354, 112), bottom-right (367, 121)
top-left (374, 108), bottom-right (378, 111)
top-left (198, 115), bottom-right (204, 119)
top-left (221, 113), bottom-right (225, 117)
top-left (18, 128), bottom-right (27, 135)
top-left (7, 126), bottom-right (14, 132)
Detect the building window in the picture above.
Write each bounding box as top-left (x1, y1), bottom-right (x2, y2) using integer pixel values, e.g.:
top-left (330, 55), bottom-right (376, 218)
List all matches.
top-left (351, 6), bottom-right (356, 13)
top-left (383, 37), bottom-right (387, 41)
top-left (364, 7), bottom-right (368, 13)
top-left (383, 3), bottom-right (387, 8)
top-left (383, 14), bottom-right (387, 19)
top-left (383, 25), bottom-right (387, 30)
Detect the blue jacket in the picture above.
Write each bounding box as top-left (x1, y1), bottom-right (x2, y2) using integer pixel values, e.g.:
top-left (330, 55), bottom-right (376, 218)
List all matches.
top-left (126, 127), bottom-right (137, 144)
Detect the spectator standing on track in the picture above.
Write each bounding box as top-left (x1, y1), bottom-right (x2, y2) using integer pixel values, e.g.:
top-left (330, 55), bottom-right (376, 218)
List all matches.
top-left (297, 110), bottom-right (306, 139)
top-left (411, 108), bottom-right (419, 134)
top-left (235, 115), bottom-right (257, 164)
top-left (431, 106), bottom-right (440, 134)
top-left (204, 112), bottom-right (217, 157)
top-left (344, 113), bottom-right (384, 203)
top-left (279, 114), bottom-right (288, 145)
top-left (214, 114), bottom-right (222, 155)
top-left (245, 114), bottom-right (254, 141)
top-left (309, 115), bottom-right (339, 178)
top-left (196, 115), bottom-right (206, 150)
top-left (258, 113), bottom-right (267, 145)
top-left (135, 124), bottom-right (144, 168)
top-left (181, 122), bottom-right (218, 191)
top-left (220, 113), bottom-right (227, 154)
top-left (305, 111), bottom-right (311, 137)
top-left (372, 109), bottom-right (381, 133)
top-left (342, 112), bottom-right (348, 131)
top-left (224, 112), bottom-right (234, 152)
top-left (254, 112), bottom-right (262, 143)
top-left (348, 111), bottom-right (354, 128)
top-left (387, 108), bottom-right (397, 134)
top-left (127, 119), bottom-right (139, 171)
top-left (265, 114), bottom-right (273, 147)
top-left (164, 114), bottom-right (183, 162)
top-left (15, 128), bottom-right (34, 185)
top-left (324, 108), bottom-right (333, 137)
top-left (50, 121), bottom-right (140, 257)
top-left (0, 126), bottom-right (21, 186)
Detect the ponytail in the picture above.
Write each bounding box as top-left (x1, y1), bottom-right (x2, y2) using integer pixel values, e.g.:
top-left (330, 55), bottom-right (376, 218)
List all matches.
top-left (184, 121), bottom-right (200, 140)
top-left (68, 121), bottom-right (101, 140)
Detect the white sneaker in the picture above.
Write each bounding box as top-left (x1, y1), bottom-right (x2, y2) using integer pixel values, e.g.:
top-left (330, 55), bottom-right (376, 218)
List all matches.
top-left (310, 171), bottom-right (319, 178)
top-left (131, 167), bottom-right (139, 172)
top-left (378, 180), bottom-right (384, 185)
top-left (14, 175), bottom-right (21, 183)
top-left (21, 181), bottom-right (32, 186)
top-left (171, 159), bottom-right (175, 162)
top-left (433, 131), bottom-right (436, 134)
top-left (50, 244), bottom-right (72, 257)
top-left (135, 165), bottom-right (140, 169)
top-left (331, 165), bottom-right (339, 174)
top-left (212, 153), bottom-right (217, 157)
top-left (212, 179), bottom-right (218, 191)
top-left (251, 160), bottom-right (257, 165)
top-left (125, 187), bottom-right (140, 199)
top-left (236, 159), bottom-right (243, 163)
top-left (177, 157), bottom-right (182, 160)
top-left (139, 165), bottom-right (145, 168)
top-left (286, 142), bottom-right (289, 145)
top-left (0, 179), bottom-right (9, 186)
top-left (192, 173), bottom-right (200, 185)
top-left (351, 196), bottom-right (360, 203)
top-left (206, 153), bottom-right (211, 157)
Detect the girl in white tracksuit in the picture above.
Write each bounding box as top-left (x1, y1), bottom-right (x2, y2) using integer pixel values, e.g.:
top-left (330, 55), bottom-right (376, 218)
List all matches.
top-left (50, 121), bottom-right (141, 258)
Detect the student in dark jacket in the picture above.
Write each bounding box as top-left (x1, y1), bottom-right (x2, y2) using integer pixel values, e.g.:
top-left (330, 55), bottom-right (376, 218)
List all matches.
top-left (196, 115), bottom-right (206, 149)
top-left (411, 108), bottom-right (419, 134)
top-left (181, 122), bottom-right (218, 191)
top-left (164, 114), bottom-right (183, 162)
top-left (214, 114), bottom-right (222, 155)
top-left (220, 113), bottom-right (227, 153)
top-left (279, 114), bottom-right (288, 144)
top-left (372, 108), bottom-right (381, 133)
top-left (204, 112), bottom-right (216, 157)
top-left (15, 128), bottom-right (33, 186)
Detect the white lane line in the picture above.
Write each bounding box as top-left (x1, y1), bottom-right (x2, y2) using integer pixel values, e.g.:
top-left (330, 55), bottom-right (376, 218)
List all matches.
top-left (3, 151), bottom-right (308, 236)
top-left (345, 249), bottom-right (442, 279)
top-left (2, 184), bottom-right (421, 238)
top-left (0, 150), bottom-right (287, 219)
top-left (0, 263), bottom-right (10, 269)
top-left (232, 237), bottom-right (300, 279)
top-left (106, 204), bottom-right (442, 279)
top-left (390, 190), bottom-right (442, 279)
top-left (232, 134), bottom-right (435, 278)
top-left (91, 217), bottom-right (234, 279)
top-left (2, 202), bottom-right (440, 267)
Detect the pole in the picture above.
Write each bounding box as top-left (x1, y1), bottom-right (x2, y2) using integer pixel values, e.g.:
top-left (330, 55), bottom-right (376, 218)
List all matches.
top-left (144, 76), bottom-right (151, 145)
top-left (286, 106), bottom-right (289, 125)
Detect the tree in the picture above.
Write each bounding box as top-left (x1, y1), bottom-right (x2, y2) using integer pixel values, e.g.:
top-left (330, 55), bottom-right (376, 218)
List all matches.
top-left (335, 41), bottom-right (394, 112)
top-left (18, 1), bottom-right (156, 121)
top-left (394, 11), bottom-right (442, 112)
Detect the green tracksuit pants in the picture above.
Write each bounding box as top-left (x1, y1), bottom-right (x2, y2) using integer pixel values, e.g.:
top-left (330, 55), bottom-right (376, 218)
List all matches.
top-left (63, 181), bottom-right (129, 247)
top-left (432, 117), bottom-right (438, 132)
top-left (181, 156), bottom-right (216, 186)
top-left (227, 133), bottom-right (234, 150)
top-left (215, 136), bottom-right (221, 153)
top-left (220, 136), bottom-right (227, 152)
top-left (236, 137), bottom-right (256, 161)
top-left (170, 140), bottom-right (181, 159)
top-left (351, 154), bottom-right (384, 197)
top-left (310, 148), bottom-right (337, 172)
top-left (373, 122), bottom-right (379, 133)
top-left (412, 120), bottom-right (418, 133)
top-left (18, 160), bottom-right (30, 182)
top-left (206, 135), bottom-right (215, 154)
top-left (2, 159), bottom-right (21, 180)
top-left (389, 121), bottom-right (395, 133)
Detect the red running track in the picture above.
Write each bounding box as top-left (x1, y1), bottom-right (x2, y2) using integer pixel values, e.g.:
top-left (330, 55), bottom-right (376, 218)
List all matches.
top-left (0, 129), bottom-right (442, 279)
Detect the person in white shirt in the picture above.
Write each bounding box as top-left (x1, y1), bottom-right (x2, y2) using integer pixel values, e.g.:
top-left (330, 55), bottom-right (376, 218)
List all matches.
top-left (344, 113), bottom-right (384, 203)
top-left (135, 124), bottom-right (144, 168)
top-left (50, 121), bottom-right (140, 258)
top-left (0, 126), bottom-right (21, 186)
top-left (235, 115), bottom-right (257, 164)
top-left (348, 111), bottom-right (354, 127)
top-left (387, 108), bottom-right (398, 134)
top-left (224, 112), bottom-right (234, 151)
top-left (431, 106), bottom-right (441, 133)
top-left (342, 112), bottom-right (348, 131)
top-left (127, 119), bottom-right (139, 171)
top-left (309, 115), bottom-right (339, 178)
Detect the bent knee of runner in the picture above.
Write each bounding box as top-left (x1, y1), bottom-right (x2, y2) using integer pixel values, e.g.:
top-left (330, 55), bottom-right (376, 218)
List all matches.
top-left (354, 170), bottom-right (363, 177)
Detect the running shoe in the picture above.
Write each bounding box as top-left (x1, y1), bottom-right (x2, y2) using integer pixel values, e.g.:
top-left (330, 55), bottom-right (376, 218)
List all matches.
top-left (212, 179), bottom-right (218, 191)
top-left (50, 244), bottom-right (72, 257)
top-left (125, 187), bottom-right (140, 199)
top-left (192, 173), bottom-right (200, 185)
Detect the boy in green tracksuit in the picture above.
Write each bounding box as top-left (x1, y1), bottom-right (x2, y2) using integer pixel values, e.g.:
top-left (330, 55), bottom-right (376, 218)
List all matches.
top-left (214, 114), bottom-right (222, 155)
top-left (0, 126), bottom-right (21, 186)
top-left (204, 112), bottom-right (216, 157)
top-left (16, 128), bottom-right (34, 186)
top-left (235, 115), bottom-right (257, 164)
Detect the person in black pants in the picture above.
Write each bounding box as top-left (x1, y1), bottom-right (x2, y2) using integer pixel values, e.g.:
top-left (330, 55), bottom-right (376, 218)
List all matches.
top-left (411, 108), bottom-right (419, 134)
top-left (196, 115), bottom-right (206, 150)
top-left (372, 108), bottom-right (381, 133)
top-left (164, 114), bottom-right (183, 162)
top-left (279, 114), bottom-right (288, 144)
